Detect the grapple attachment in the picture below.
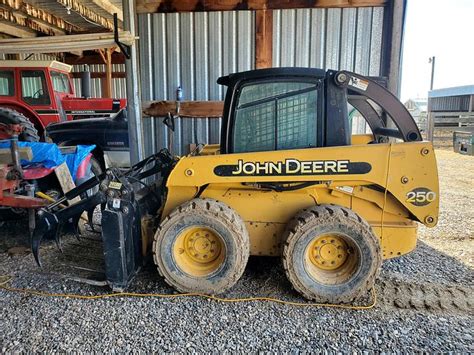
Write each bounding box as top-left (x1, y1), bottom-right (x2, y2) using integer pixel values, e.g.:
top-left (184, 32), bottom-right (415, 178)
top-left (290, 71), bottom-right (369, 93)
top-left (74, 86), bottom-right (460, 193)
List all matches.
top-left (32, 149), bottom-right (175, 291)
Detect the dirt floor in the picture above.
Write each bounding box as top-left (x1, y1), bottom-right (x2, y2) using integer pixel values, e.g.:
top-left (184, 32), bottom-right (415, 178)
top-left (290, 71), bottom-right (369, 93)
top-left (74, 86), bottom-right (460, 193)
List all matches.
top-left (417, 149), bottom-right (473, 267)
top-left (0, 149), bottom-right (473, 352)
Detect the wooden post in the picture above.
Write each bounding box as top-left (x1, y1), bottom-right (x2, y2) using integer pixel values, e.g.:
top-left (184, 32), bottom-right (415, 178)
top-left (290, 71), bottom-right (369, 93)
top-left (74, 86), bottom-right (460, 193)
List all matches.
top-left (104, 48), bottom-right (113, 98)
top-left (255, 9), bottom-right (273, 69)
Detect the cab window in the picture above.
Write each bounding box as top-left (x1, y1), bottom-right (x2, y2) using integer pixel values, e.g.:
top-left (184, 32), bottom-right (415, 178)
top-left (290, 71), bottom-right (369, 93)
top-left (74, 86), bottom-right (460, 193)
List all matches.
top-left (0, 70), bottom-right (14, 96)
top-left (233, 81), bottom-right (319, 153)
top-left (21, 70), bottom-right (51, 105)
top-left (51, 71), bottom-right (71, 94)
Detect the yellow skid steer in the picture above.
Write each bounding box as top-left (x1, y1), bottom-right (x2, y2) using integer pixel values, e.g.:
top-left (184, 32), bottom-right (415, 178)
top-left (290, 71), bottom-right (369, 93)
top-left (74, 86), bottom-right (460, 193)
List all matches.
top-left (32, 68), bottom-right (439, 303)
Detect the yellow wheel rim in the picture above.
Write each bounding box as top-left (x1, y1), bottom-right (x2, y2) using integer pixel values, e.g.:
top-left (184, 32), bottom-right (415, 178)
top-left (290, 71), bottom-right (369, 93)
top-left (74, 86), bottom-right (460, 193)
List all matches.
top-left (173, 226), bottom-right (226, 277)
top-left (304, 233), bottom-right (359, 285)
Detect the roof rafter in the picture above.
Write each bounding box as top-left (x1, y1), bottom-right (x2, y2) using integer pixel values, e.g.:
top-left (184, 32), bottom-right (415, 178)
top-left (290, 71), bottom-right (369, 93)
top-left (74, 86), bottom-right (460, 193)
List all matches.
top-left (0, 7), bottom-right (61, 36)
top-left (57, 0), bottom-right (115, 31)
top-left (90, 0), bottom-right (123, 21)
top-left (0, 0), bottom-right (80, 35)
top-left (0, 20), bottom-right (37, 37)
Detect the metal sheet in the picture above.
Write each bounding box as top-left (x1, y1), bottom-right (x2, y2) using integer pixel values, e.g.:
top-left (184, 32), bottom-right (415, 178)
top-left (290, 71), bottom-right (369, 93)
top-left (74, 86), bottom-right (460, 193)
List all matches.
top-left (138, 11), bottom-right (254, 156)
top-left (138, 7), bottom-right (385, 156)
top-left (71, 63), bottom-right (127, 99)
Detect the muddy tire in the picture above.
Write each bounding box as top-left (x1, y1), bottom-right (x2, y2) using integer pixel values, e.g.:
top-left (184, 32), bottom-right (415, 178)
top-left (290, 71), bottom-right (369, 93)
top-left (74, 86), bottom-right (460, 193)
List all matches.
top-left (153, 198), bottom-right (249, 294)
top-left (282, 204), bottom-right (381, 303)
top-left (0, 107), bottom-right (39, 142)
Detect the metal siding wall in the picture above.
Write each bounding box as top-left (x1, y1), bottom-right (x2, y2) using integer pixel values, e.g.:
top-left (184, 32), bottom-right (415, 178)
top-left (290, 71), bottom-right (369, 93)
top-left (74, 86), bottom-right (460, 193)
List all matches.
top-left (71, 63), bottom-right (127, 99)
top-left (138, 11), bottom-right (254, 157)
top-left (430, 96), bottom-right (470, 112)
top-left (273, 7), bottom-right (383, 74)
top-left (138, 7), bottom-right (385, 155)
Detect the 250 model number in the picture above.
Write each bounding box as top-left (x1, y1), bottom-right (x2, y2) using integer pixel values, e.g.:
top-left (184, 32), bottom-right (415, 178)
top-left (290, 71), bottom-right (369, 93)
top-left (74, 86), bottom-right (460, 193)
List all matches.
top-left (406, 188), bottom-right (436, 206)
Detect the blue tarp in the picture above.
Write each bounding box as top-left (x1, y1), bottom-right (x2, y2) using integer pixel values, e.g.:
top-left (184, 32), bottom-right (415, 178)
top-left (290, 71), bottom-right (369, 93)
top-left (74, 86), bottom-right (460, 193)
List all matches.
top-left (0, 141), bottom-right (95, 182)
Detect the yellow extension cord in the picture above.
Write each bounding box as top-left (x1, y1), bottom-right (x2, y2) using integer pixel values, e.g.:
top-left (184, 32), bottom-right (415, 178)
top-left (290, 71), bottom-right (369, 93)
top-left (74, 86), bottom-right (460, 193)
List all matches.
top-left (0, 275), bottom-right (376, 310)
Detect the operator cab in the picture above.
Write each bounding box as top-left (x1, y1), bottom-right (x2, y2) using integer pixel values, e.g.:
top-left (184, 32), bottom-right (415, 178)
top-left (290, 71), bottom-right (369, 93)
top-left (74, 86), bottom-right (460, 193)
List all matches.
top-left (218, 68), bottom-right (421, 155)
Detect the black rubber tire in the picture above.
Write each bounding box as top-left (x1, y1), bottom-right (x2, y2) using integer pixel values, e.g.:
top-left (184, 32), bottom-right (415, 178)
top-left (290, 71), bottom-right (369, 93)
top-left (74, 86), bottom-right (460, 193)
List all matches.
top-left (0, 107), bottom-right (39, 142)
top-left (282, 204), bottom-right (382, 303)
top-left (153, 198), bottom-right (250, 294)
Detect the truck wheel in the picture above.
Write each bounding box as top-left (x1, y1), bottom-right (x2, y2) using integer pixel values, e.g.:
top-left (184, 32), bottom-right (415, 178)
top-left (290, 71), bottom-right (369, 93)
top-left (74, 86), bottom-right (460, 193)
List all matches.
top-left (0, 108), bottom-right (39, 142)
top-left (282, 204), bottom-right (381, 303)
top-left (153, 198), bottom-right (249, 294)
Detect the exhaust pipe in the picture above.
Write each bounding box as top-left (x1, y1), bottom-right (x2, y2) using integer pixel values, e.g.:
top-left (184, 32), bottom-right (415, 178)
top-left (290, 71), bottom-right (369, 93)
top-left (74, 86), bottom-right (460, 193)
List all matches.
top-left (81, 65), bottom-right (91, 99)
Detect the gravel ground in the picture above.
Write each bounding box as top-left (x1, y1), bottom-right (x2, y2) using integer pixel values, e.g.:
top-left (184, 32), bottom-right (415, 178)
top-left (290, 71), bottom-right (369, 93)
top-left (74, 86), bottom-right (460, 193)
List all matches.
top-left (1, 149), bottom-right (473, 352)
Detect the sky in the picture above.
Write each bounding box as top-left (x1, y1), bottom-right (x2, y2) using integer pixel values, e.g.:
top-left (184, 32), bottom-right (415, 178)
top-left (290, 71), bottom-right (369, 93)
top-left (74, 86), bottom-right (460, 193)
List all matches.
top-left (400, 0), bottom-right (474, 101)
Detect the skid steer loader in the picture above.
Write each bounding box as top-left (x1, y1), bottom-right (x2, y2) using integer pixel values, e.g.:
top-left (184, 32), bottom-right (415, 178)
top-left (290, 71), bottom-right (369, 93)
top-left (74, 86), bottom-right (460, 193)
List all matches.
top-left (31, 68), bottom-right (439, 303)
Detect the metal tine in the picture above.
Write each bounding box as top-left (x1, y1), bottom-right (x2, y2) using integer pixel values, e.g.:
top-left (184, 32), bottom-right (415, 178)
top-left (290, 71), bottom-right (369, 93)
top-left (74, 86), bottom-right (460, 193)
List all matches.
top-left (66, 276), bottom-right (108, 287)
top-left (59, 263), bottom-right (105, 274)
top-left (71, 215), bottom-right (82, 241)
top-left (87, 209), bottom-right (95, 231)
top-left (62, 253), bottom-right (105, 263)
top-left (54, 223), bottom-right (63, 253)
top-left (39, 271), bottom-right (108, 287)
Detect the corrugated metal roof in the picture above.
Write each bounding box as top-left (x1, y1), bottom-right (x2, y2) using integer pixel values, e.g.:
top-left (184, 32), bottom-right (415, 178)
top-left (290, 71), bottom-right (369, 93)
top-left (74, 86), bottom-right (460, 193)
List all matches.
top-left (429, 85), bottom-right (474, 98)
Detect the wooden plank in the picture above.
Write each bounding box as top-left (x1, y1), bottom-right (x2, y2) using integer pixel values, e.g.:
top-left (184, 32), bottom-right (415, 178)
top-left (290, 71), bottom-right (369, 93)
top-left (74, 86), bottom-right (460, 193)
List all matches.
top-left (143, 100), bottom-right (224, 118)
top-left (101, 48), bottom-right (113, 98)
top-left (65, 52), bottom-right (126, 65)
top-left (0, 147), bottom-right (32, 164)
top-left (137, 0), bottom-right (388, 13)
top-left (70, 72), bottom-right (126, 79)
top-left (0, 0), bottom-right (83, 34)
top-left (54, 162), bottom-right (80, 204)
top-left (91, 0), bottom-right (124, 21)
top-left (255, 9), bottom-right (272, 69)
top-left (0, 21), bottom-right (37, 38)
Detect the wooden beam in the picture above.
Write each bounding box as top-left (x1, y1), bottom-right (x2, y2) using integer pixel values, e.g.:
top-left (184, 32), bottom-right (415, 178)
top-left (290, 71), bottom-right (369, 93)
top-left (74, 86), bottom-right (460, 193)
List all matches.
top-left (91, 0), bottom-right (123, 21)
top-left (102, 48), bottom-right (113, 98)
top-left (0, 21), bottom-right (37, 38)
top-left (64, 51), bottom-right (126, 65)
top-left (0, 0), bottom-right (79, 34)
top-left (137, 0), bottom-right (388, 13)
top-left (255, 9), bottom-right (272, 69)
top-left (0, 147), bottom-right (32, 164)
top-left (143, 100), bottom-right (224, 118)
top-left (71, 71), bottom-right (126, 79)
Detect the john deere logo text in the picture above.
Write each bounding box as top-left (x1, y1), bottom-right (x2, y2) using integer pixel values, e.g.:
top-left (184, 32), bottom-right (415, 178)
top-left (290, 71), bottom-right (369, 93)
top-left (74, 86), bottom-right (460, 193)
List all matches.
top-left (214, 159), bottom-right (371, 177)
